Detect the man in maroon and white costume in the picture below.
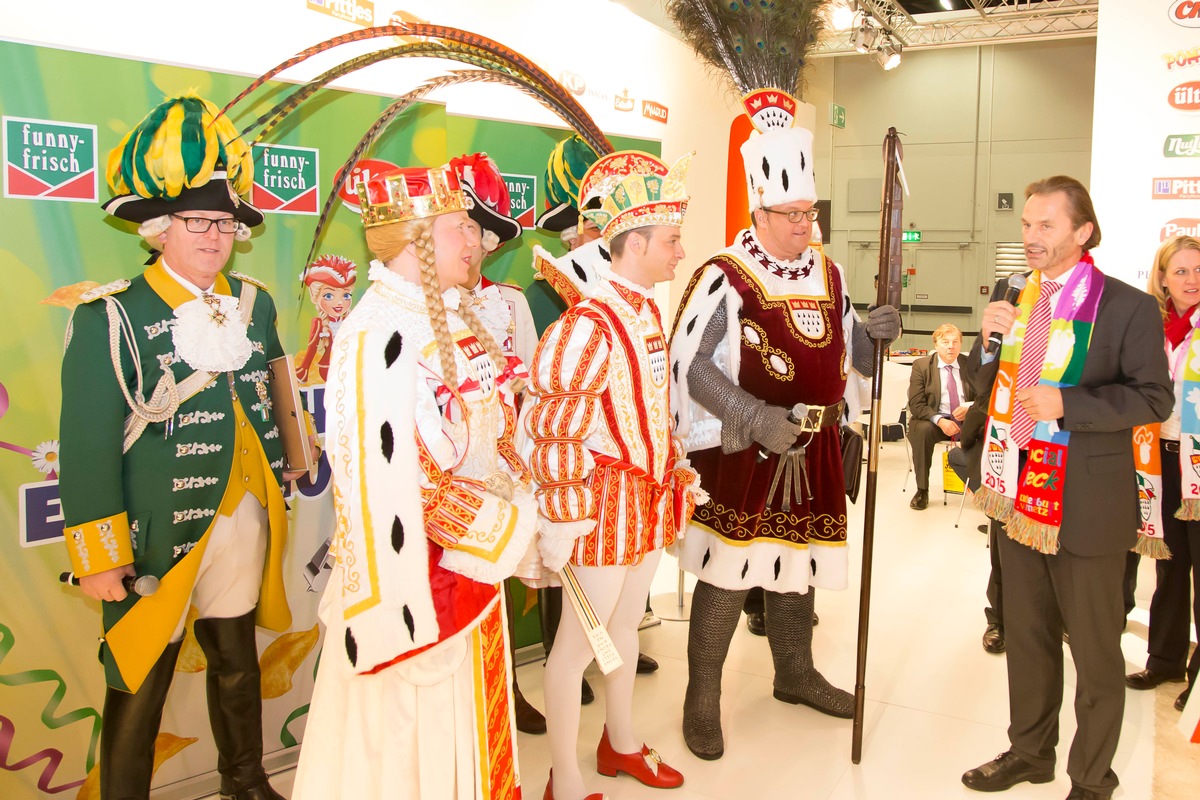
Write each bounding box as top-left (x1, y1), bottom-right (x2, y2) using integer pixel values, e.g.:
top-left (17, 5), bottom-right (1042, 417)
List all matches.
top-left (669, 90), bottom-right (899, 761)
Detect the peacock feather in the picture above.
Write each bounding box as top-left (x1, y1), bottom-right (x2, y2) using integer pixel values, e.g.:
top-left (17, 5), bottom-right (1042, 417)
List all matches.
top-left (665, 0), bottom-right (829, 98)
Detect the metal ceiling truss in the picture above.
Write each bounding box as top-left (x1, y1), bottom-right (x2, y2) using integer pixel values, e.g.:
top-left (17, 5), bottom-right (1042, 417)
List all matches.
top-left (815, 0), bottom-right (1099, 56)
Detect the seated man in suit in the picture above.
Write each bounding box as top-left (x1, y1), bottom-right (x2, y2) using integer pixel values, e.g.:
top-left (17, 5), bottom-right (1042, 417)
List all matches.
top-left (907, 324), bottom-right (974, 509)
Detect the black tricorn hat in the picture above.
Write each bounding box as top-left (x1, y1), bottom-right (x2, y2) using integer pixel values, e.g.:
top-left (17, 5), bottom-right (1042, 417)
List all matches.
top-left (102, 170), bottom-right (264, 227)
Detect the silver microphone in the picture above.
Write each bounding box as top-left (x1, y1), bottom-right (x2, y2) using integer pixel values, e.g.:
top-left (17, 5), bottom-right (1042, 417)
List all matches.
top-left (60, 571), bottom-right (160, 596)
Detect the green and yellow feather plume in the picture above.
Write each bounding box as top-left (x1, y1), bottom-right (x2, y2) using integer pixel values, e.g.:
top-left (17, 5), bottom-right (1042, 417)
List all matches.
top-left (107, 93), bottom-right (254, 200)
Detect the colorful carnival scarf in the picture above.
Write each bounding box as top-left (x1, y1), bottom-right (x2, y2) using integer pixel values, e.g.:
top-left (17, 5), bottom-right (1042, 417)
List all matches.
top-left (1152, 303), bottom-right (1200, 554)
top-left (976, 256), bottom-right (1104, 554)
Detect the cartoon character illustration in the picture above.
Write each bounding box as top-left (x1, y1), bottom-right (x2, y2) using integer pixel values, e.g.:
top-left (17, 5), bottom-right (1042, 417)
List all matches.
top-left (296, 255), bottom-right (357, 385)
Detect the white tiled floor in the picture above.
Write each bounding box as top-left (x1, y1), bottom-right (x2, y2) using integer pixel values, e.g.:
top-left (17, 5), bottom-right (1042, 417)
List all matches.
top-left (216, 439), bottom-right (1187, 799)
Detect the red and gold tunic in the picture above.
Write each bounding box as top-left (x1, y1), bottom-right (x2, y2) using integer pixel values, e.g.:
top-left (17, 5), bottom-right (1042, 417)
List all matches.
top-left (669, 230), bottom-right (854, 593)
top-left (527, 269), bottom-right (695, 567)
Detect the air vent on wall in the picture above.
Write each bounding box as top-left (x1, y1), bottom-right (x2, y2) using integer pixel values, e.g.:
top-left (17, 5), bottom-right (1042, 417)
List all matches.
top-left (995, 242), bottom-right (1027, 281)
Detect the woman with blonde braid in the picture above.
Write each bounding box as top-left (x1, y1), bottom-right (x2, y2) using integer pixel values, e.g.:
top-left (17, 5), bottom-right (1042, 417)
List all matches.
top-left (292, 166), bottom-right (536, 800)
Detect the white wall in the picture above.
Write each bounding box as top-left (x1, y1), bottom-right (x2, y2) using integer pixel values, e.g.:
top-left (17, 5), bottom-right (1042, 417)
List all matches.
top-left (1091, 0), bottom-right (1200, 288)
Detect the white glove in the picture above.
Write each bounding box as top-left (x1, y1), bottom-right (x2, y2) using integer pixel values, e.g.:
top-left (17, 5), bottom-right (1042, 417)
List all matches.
top-left (537, 519), bottom-right (595, 573)
top-left (539, 533), bottom-right (575, 573)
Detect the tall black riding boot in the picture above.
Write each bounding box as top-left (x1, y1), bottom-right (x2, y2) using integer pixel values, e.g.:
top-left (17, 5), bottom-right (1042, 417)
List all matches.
top-left (765, 588), bottom-right (853, 718)
top-left (682, 581), bottom-right (748, 760)
top-left (100, 639), bottom-right (183, 800)
top-left (192, 611), bottom-right (284, 800)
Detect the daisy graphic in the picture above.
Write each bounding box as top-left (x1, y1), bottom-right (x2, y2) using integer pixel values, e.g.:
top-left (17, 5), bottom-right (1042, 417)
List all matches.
top-left (31, 440), bottom-right (60, 476)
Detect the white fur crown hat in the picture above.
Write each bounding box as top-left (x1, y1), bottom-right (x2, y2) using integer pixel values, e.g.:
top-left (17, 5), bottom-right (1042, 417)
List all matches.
top-left (739, 91), bottom-right (816, 212)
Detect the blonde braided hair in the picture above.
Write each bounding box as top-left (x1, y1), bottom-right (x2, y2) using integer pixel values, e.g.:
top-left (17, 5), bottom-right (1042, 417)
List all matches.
top-left (365, 216), bottom-right (506, 389)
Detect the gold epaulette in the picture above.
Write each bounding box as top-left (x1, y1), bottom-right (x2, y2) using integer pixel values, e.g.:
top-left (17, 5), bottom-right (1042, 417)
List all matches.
top-left (229, 270), bottom-right (268, 291)
top-left (79, 279), bottom-right (131, 303)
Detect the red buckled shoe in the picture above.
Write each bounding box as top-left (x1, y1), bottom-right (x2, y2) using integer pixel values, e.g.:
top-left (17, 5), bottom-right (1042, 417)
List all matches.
top-left (595, 726), bottom-right (684, 789)
top-left (543, 770), bottom-right (606, 800)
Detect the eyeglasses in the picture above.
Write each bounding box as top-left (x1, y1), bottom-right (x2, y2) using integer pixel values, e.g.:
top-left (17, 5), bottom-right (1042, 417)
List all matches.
top-left (172, 214), bottom-right (239, 234)
top-left (761, 206), bottom-right (819, 224)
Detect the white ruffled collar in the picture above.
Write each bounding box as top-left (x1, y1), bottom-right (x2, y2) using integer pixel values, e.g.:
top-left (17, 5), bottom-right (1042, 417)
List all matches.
top-left (368, 259), bottom-right (461, 309)
top-left (597, 264), bottom-right (653, 298)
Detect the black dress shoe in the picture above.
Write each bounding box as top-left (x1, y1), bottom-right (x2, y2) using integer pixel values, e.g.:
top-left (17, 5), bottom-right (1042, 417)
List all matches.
top-left (635, 653), bottom-right (659, 674)
top-left (1125, 668), bottom-right (1185, 690)
top-left (581, 676), bottom-right (595, 705)
top-left (982, 624), bottom-right (1006, 654)
top-left (513, 685), bottom-right (547, 734)
top-left (977, 524), bottom-right (989, 533)
top-left (1065, 787), bottom-right (1111, 799)
top-left (910, 489), bottom-right (928, 510)
top-left (962, 750), bottom-right (1054, 792)
top-left (1176, 685), bottom-right (1192, 712)
top-left (746, 611), bottom-right (766, 636)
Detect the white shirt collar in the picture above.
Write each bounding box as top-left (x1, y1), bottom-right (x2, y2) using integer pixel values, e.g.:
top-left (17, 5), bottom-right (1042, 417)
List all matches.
top-left (1039, 262), bottom-right (1077, 290)
top-left (161, 258), bottom-right (213, 297)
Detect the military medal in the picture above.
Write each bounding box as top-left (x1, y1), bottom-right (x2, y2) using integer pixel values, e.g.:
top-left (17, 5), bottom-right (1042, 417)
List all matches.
top-left (255, 380), bottom-right (271, 421)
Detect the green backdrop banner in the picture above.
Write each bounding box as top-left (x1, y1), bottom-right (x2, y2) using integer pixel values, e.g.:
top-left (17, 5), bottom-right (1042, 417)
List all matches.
top-left (0, 39), bottom-right (657, 798)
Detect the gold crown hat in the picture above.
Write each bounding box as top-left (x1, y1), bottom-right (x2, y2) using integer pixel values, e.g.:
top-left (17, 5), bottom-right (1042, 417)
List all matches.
top-left (357, 165), bottom-right (474, 228)
top-left (577, 150), bottom-right (692, 242)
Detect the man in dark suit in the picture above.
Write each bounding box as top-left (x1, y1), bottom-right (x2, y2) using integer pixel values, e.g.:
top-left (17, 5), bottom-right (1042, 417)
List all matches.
top-left (960, 176), bottom-right (1172, 800)
top-left (907, 324), bottom-right (974, 509)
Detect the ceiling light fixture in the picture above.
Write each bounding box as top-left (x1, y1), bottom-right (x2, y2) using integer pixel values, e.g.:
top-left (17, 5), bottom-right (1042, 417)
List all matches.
top-left (876, 38), bottom-right (902, 71)
top-left (830, 1), bottom-right (857, 31)
top-left (852, 21), bottom-right (879, 54)
top-left (940, 0), bottom-right (954, 9)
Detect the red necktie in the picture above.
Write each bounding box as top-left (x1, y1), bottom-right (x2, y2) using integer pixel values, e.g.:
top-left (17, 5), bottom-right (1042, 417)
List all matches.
top-left (1010, 281), bottom-right (1060, 449)
top-left (944, 364), bottom-right (960, 441)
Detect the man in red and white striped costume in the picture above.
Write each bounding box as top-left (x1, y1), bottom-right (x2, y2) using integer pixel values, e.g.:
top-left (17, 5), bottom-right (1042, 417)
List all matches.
top-left (525, 150), bottom-right (704, 800)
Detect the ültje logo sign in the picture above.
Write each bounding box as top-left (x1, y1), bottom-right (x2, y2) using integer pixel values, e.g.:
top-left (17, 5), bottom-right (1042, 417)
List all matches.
top-left (1170, 1), bottom-right (1200, 28)
top-left (338, 158), bottom-right (399, 213)
top-left (1169, 82), bottom-right (1200, 110)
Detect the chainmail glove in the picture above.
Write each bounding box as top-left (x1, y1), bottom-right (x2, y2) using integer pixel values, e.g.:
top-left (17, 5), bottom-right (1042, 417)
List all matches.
top-left (749, 403), bottom-right (803, 454)
top-left (865, 304), bottom-right (901, 343)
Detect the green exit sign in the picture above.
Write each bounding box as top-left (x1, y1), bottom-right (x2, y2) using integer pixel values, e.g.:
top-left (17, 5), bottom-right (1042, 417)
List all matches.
top-left (902, 230), bottom-right (922, 243)
top-left (829, 103), bottom-right (846, 129)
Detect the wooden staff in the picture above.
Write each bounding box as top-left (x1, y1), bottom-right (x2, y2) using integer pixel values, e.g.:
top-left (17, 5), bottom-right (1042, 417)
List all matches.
top-left (852, 127), bottom-right (905, 764)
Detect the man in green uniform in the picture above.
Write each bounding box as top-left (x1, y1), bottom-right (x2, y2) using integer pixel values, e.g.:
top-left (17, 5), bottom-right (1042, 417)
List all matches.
top-left (59, 94), bottom-right (296, 800)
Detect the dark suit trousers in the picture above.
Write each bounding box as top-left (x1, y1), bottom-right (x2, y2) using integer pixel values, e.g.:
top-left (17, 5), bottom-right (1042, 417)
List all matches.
top-left (1147, 445), bottom-right (1200, 685)
top-left (998, 531), bottom-right (1124, 794)
top-left (907, 418), bottom-right (952, 491)
top-left (986, 521), bottom-right (1003, 627)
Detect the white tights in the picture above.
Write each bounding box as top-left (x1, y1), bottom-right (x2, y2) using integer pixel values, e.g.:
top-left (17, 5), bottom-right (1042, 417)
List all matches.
top-left (542, 550), bottom-right (662, 800)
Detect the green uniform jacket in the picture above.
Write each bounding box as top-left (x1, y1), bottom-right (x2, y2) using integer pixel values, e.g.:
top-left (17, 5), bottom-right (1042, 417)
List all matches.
top-left (59, 261), bottom-right (292, 692)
